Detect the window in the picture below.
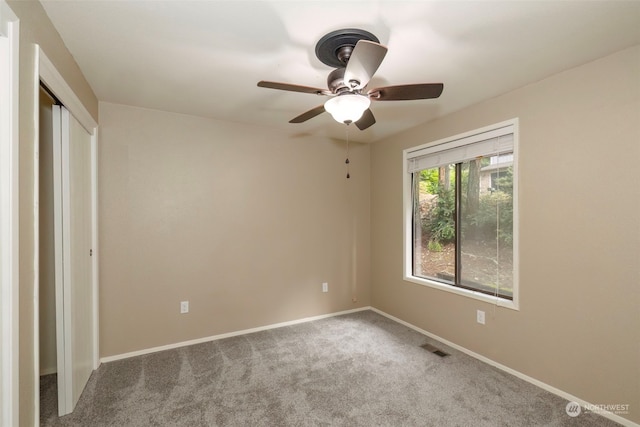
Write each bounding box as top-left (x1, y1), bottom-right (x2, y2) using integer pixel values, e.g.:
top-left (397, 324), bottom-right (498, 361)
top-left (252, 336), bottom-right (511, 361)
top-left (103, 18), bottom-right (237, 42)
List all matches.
top-left (403, 120), bottom-right (518, 308)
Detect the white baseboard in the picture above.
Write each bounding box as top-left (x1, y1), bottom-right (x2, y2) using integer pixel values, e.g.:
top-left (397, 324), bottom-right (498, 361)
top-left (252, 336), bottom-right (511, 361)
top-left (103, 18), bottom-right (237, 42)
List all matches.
top-left (100, 306), bottom-right (371, 364)
top-left (370, 307), bottom-right (638, 427)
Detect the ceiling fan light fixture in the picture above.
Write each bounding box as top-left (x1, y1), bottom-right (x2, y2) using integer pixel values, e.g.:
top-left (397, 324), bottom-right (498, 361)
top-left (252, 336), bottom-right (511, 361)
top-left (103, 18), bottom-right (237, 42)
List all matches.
top-left (258, 28), bottom-right (443, 130)
top-left (324, 94), bottom-right (370, 124)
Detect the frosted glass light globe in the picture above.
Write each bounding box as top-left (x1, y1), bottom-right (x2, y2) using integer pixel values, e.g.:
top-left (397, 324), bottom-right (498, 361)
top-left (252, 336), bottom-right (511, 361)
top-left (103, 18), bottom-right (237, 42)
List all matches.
top-left (324, 94), bottom-right (371, 124)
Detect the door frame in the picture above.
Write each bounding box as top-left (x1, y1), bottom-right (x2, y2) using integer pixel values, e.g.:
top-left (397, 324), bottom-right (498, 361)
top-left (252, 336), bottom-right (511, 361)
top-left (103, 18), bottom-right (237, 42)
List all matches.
top-left (0, 2), bottom-right (19, 426)
top-left (37, 48), bottom-right (99, 416)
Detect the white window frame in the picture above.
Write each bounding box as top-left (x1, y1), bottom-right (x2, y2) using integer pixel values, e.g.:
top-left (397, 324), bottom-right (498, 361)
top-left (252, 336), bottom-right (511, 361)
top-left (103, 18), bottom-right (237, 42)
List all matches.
top-left (402, 119), bottom-right (519, 310)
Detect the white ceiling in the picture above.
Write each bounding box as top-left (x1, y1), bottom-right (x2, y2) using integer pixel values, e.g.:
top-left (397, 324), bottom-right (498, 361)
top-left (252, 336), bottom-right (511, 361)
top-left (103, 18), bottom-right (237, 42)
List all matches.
top-left (41, 0), bottom-right (640, 143)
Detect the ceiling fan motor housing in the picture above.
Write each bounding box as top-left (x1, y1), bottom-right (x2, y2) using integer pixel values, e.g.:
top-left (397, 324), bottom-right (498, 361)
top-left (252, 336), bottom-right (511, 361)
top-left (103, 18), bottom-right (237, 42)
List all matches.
top-left (315, 28), bottom-right (380, 68)
top-left (327, 68), bottom-right (349, 94)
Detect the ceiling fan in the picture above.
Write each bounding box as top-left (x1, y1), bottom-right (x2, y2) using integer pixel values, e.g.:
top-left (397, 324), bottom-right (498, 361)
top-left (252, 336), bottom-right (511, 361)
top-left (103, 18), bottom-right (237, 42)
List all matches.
top-left (257, 28), bottom-right (444, 130)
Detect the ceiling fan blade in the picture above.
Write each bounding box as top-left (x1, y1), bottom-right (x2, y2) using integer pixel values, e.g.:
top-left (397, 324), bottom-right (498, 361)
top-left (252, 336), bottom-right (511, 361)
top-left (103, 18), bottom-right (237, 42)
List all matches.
top-left (369, 83), bottom-right (444, 101)
top-left (258, 81), bottom-right (330, 96)
top-left (344, 40), bottom-right (388, 90)
top-left (355, 108), bottom-right (375, 130)
top-left (289, 105), bottom-right (326, 123)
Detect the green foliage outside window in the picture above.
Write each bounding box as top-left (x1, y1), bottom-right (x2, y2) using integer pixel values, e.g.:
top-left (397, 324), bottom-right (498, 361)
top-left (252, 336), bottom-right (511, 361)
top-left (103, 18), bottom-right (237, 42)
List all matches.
top-left (419, 168), bottom-right (440, 194)
top-left (424, 186), bottom-right (455, 244)
top-left (469, 169), bottom-right (513, 245)
top-left (422, 166), bottom-right (513, 246)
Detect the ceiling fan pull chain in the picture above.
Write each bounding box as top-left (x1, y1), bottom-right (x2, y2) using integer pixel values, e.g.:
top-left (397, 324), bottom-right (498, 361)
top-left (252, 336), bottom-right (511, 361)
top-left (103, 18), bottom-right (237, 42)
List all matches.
top-left (345, 125), bottom-right (351, 179)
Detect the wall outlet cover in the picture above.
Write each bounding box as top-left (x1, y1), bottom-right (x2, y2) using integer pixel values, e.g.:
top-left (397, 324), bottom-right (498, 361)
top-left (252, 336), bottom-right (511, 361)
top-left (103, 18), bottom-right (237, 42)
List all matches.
top-left (180, 301), bottom-right (189, 314)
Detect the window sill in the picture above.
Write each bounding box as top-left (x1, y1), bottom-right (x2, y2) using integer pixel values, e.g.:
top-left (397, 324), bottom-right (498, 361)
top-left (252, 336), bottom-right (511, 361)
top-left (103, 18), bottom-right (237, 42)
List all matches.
top-left (403, 274), bottom-right (519, 310)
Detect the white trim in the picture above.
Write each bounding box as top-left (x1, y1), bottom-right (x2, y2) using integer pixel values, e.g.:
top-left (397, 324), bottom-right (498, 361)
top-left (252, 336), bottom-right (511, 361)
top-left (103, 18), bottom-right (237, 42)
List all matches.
top-left (39, 52), bottom-right (96, 134)
top-left (0, 3), bottom-right (19, 426)
top-left (511, 121), bottom-right (520, 308)
top-left (91, 131), bottom-right (99, 370)
top-left (32, 45), bottom-right (41, 424)
top-left (403, 275), bottom-right (519, 309)
top-left (370, 307), bottom-right (638, 427)
top-left (402, 118), bottom-right (520, 310)
top-left (101, 307), bottom-right (371, 363)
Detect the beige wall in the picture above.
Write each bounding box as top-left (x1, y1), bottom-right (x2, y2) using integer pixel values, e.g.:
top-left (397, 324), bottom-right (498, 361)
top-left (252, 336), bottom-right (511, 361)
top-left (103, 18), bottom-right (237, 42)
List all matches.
top-left (98, 102), bottom-right (371, 357)
top-left (370, 45), bottom-right (640, 424)
top-left (6, 1), bottom-right (98, 425)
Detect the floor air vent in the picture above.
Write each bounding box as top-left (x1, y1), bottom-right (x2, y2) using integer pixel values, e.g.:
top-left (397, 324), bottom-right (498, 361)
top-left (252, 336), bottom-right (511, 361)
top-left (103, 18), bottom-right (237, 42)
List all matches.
top-left (420, 343), bottom-right (450, 357)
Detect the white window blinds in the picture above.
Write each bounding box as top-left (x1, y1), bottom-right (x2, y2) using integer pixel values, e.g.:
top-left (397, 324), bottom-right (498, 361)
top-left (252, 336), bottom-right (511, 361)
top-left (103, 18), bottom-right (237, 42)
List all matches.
top-left (407, 124), bottom-right (514, 173)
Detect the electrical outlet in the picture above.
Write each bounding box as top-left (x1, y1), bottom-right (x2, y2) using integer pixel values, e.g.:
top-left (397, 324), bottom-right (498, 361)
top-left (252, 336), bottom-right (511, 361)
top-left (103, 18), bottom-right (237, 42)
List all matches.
top-left (180, 301), bottom-right (189, 314)
top-left (476, 310), bottom-right (485, 325)
top-left (322, 282), bottom-right (328, 293)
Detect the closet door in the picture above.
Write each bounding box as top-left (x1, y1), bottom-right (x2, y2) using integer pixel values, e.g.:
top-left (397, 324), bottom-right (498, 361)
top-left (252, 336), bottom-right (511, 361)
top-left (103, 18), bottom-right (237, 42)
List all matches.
top-left (53, 105), bottom-right (94, 415)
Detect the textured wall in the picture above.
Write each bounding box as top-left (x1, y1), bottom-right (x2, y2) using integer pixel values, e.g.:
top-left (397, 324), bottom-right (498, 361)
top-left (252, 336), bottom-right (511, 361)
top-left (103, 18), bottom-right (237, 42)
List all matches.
top-left (98, 102), bottom-right (371, 357)
top-left (370, 45), bottom-right (640, 424)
